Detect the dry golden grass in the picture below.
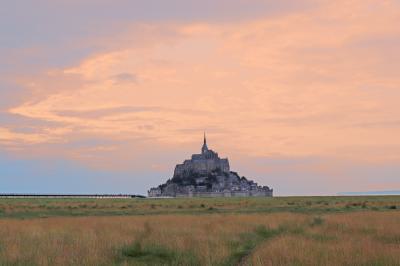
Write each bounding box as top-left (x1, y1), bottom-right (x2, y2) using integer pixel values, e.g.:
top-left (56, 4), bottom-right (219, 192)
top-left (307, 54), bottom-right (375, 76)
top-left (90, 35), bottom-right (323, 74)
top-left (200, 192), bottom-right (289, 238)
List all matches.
top-left (249, 212), bottom-right (400, 266)
top-left (0, 213), bottom-right (307, 266)
top-left (0, 197), bottom-right (399, 265)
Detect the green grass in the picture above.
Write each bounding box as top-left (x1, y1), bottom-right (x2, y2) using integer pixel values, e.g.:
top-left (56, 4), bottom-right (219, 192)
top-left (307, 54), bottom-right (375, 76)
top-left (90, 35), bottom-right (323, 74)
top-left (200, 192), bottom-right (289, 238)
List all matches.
top-left (222, 225), bottom-right (279, 266)
top-left (310, 216), bottom-right (324, 227)
top-left (119, 242), bottom-right (200, 266)
top-left (222, 222), bottom-right (309, 266)
top-left (0, 196), bottom-right (399, 219)
top-left (118, 220), bottom-right (201, 266)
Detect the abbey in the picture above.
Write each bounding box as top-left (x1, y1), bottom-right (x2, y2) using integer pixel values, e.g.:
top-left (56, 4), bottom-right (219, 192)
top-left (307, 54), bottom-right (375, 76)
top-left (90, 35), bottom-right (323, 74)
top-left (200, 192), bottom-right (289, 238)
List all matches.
top-left (148, 134), bottom-right (273, 197)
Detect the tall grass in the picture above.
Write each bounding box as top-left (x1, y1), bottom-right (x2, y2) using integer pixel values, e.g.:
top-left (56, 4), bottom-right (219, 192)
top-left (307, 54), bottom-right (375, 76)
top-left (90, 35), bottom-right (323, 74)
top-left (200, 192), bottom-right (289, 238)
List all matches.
top-left (249, 212), bottom-right (400, 266)
top-left (0, 213), bottom-right (307, 265)
top-left (0, 197), bottom-right (399, 265)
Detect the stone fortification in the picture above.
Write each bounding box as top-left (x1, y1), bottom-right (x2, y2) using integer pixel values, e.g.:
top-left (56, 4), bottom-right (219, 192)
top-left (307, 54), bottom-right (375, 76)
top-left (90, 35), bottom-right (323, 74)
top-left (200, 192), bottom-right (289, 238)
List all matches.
top-left (148, 134), bottom-right (273, 198)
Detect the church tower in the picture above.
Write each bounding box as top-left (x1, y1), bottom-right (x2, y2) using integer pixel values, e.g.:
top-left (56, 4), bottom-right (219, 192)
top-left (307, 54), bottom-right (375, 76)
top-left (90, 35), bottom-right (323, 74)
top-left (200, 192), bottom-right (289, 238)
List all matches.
top-left (201, 132), bottom-right (208, 154)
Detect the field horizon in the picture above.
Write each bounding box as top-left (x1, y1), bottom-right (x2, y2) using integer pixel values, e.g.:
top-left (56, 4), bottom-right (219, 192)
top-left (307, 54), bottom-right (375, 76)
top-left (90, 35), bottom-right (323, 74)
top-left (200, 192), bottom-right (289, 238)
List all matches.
top-left (0, 196), bottom-right (399, 265)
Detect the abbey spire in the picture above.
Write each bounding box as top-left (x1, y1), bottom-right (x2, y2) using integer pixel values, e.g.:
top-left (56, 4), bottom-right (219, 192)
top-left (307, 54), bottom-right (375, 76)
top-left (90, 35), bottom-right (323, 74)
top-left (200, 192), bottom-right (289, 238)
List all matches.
top-left (201, 132), bottom-right (208, 154)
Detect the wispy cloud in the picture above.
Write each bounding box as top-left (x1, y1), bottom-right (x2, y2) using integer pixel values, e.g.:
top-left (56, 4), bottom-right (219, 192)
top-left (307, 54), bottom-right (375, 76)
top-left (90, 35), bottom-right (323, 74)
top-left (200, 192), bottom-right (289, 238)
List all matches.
top-left (1, 0), bottom-right (400, 194)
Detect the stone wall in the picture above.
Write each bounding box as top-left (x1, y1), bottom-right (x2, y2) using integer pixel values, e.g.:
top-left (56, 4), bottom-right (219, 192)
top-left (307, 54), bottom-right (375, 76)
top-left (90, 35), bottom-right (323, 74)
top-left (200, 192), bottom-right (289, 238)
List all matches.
top-left (174, 190), bottom-right (273, 198)
top-left (174, 157), bottom-right (230, 177)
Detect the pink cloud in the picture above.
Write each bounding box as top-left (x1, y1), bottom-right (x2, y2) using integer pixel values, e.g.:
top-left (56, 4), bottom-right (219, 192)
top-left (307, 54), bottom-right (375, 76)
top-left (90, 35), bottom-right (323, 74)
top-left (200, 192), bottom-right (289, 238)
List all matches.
top-left (2, 0), bottom-right (400, 170)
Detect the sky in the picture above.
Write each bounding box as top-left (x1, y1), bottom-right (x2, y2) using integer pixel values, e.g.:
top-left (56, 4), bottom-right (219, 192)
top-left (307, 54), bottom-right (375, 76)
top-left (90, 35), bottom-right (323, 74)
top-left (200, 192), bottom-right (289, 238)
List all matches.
top-left (1, 0), bottom-right (400, 196)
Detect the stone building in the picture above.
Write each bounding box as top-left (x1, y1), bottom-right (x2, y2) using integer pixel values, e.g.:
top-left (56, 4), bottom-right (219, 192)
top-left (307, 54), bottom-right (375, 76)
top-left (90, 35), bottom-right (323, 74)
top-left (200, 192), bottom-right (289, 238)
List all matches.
top-left (148, 134), bottom-right (273, 197)
top-left (174, 134), bottom-right (230, 177)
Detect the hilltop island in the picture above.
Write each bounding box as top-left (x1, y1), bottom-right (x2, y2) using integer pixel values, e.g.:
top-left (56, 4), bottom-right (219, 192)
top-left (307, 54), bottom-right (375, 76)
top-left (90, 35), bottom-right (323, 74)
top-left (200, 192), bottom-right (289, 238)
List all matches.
top-left (148, 134), bottom-right (273, 197)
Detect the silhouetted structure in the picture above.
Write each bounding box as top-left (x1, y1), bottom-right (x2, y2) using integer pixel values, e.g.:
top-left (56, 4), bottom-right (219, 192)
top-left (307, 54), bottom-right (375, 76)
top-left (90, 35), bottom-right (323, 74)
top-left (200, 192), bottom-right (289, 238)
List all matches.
top-left (148, 133), bottom-right (273, 197)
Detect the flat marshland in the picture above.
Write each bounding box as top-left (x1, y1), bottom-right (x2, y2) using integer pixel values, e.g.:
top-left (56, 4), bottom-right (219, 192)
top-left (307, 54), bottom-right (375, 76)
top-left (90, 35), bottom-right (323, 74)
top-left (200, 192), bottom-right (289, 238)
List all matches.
top-left (0, 196), bottom-right (399, 265)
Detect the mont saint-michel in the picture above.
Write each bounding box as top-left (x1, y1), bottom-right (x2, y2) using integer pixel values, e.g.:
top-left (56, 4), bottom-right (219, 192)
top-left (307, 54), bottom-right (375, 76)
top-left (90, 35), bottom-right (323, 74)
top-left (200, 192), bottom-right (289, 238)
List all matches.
top-left (148, 134), bottom-right (273, 197)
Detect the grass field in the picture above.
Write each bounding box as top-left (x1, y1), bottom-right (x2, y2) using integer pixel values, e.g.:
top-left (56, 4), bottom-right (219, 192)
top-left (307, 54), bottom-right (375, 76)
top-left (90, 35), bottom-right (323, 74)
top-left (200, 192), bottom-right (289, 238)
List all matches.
top-left (0, 196), bottom-right (399, 265)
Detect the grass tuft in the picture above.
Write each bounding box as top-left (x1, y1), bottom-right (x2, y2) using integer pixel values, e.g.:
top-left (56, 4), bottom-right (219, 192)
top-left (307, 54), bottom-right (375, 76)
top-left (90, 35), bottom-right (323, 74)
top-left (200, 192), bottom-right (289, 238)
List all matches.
top-left (120, 241), bottom-right (200, 265)
top-left (222, 225), bottom-right (283, 266)
top-left (122, 241), bottom-right (174, 260)
top-left (310, 216), bottom-right (324, 227)
top-left (255, 225), bottom-right (280, 238)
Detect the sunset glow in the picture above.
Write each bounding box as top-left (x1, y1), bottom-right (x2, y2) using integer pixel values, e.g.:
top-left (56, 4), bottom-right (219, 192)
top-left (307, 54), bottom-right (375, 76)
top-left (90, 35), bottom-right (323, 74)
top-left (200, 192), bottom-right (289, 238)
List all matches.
top-left (1, 0), bottom-right (400, 195)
